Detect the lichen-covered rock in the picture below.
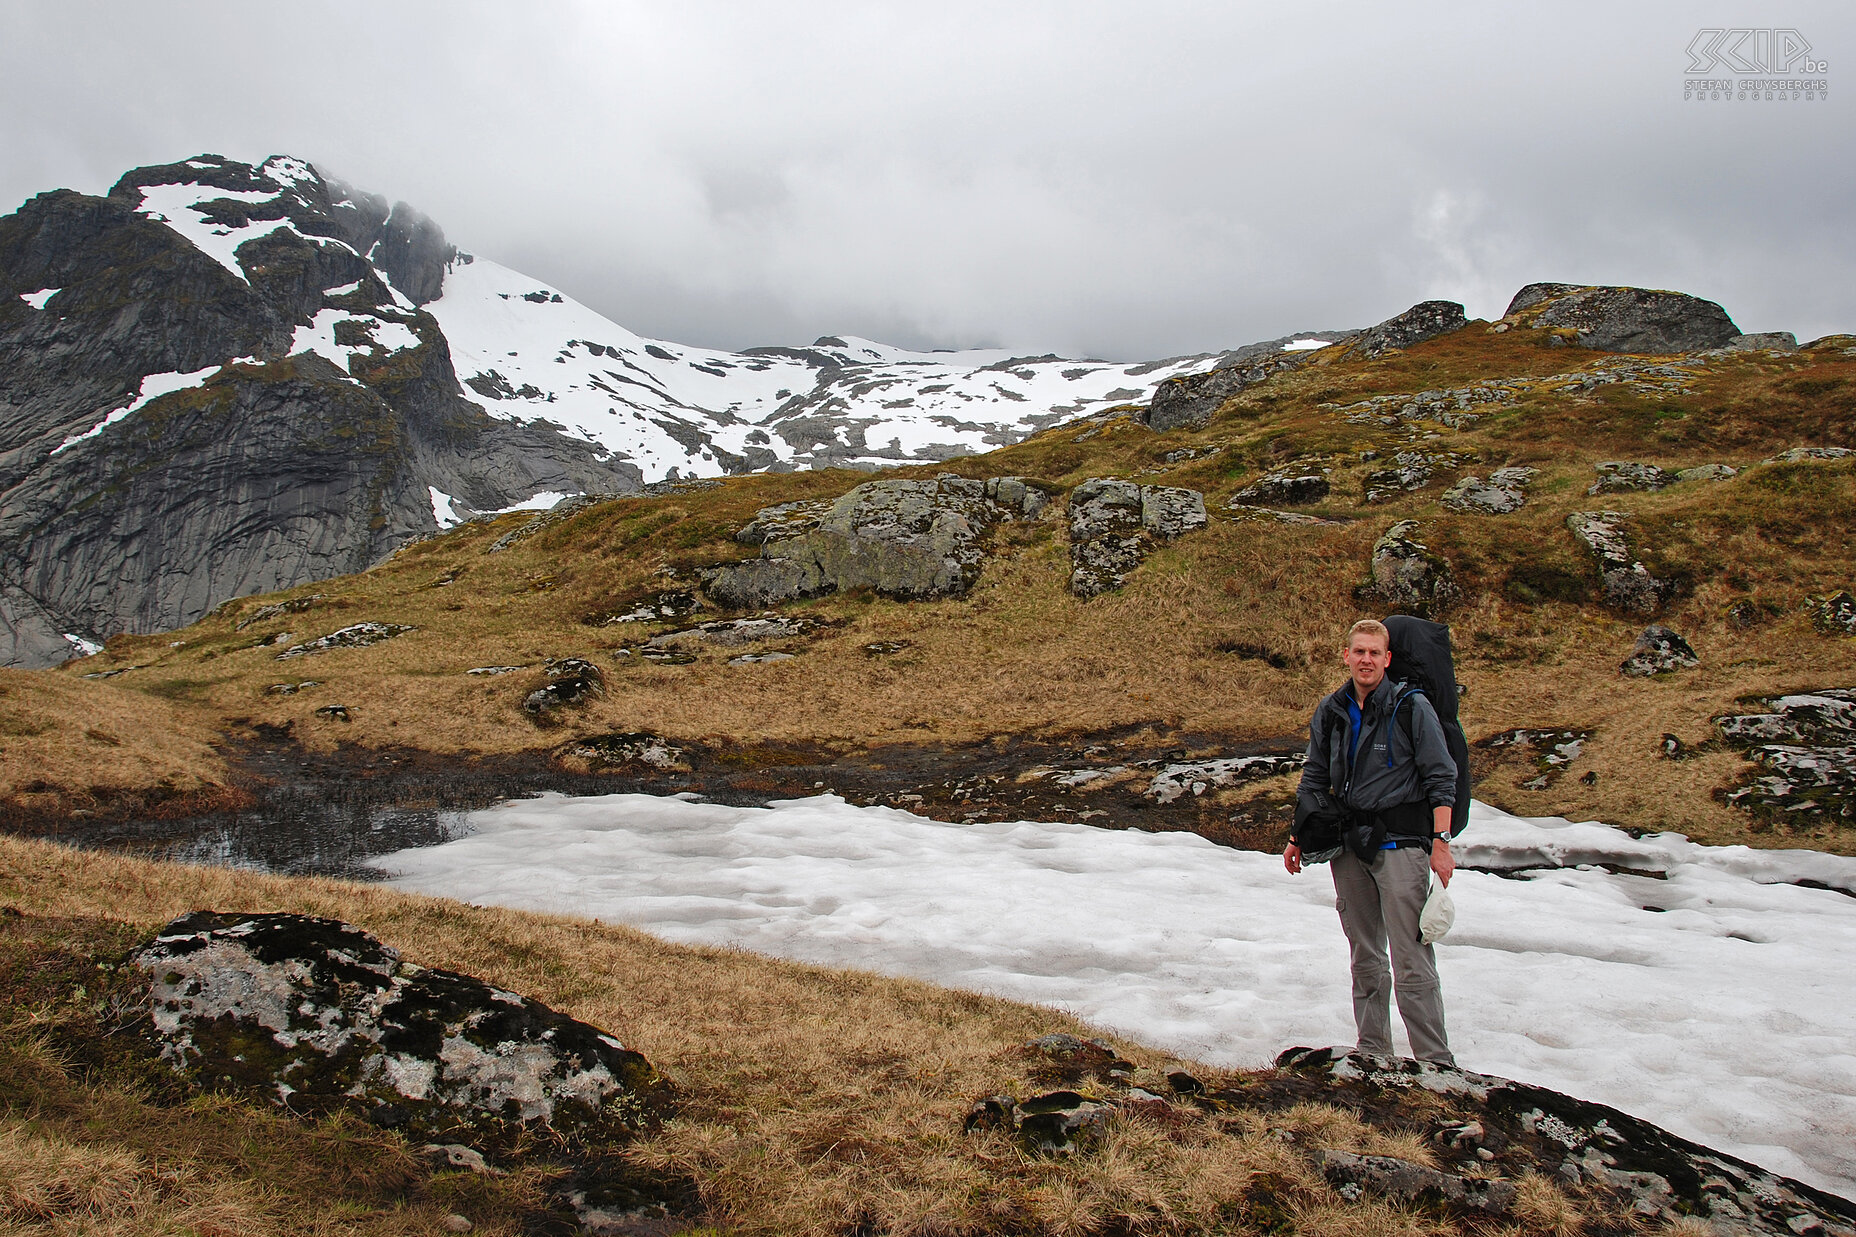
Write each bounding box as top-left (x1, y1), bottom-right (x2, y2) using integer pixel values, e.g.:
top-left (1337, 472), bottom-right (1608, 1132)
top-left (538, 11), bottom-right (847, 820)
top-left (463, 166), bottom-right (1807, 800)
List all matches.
top-left (1276, 1048), bottom-right (1856, 1237)
top-left (1067, 479), bottom-right (1207, 597)
top-left (133, 912), bottom-right (672, 1152)
top-left (1146, 354), bottom-right (1308, 432)
top-left (1767, 446), bottom-right (1855, 464)
top-left (1675, 463), bottom-right (1737, 483)
top-left (1232, 470), bottom-right (1330, 506)
top-left (1588, 461), bottom-right (1677, 495)
top-left (1346, 300), bottom-right (1467, 360)
top-left (275, 621), bottom-right (416, 659)
top-left (1717, 688), bottom-right (1856, 823)
top-left (645, 616), bottom-right (818, 649)
top-left (1503, 284), bottom-right (1741, 353)
top-left (1566, 512), bottom-right (1670, 615)
top-left (701, 475), bottom-right (1045, 607)
top-left (1723, 331), bottom-right (1799, 353)
top-left (1226, 504), bottom-right (1351, 527)
top-left (1321, 1150), bottom-right (1517, 1214)
top-left (1370, 520), bottom-right (1456, 617)
top-left (1441, 466), bottom-right (1536, 514)
top-left (1810, 591), bottom-right (1856, 636)
top-left (963, 1090), bottom-right (1112, 1156)
top-left (1620, 625), bottom-right (1698, 676)
top-left (560, 732), bottom-right (688, 771)
top-left (524, 657), bottom-right (604, 716)
top-left (1363, 450), bottom-right (1463, 503)
top-left (583, 590), bottom-right (705, 626)
top-left (1147, 754), bottom-right (1304, 804)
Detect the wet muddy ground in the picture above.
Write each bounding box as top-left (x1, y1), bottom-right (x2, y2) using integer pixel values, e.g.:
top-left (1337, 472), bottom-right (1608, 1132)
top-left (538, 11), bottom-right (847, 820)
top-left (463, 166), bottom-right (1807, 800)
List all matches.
top-left (2, 724), bottom-right (1310, 878)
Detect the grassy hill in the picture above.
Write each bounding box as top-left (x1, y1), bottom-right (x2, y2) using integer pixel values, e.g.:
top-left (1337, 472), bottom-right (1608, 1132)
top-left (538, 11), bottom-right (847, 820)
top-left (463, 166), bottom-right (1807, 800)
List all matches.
top-left (9, 317), bottom-right (1853, 852)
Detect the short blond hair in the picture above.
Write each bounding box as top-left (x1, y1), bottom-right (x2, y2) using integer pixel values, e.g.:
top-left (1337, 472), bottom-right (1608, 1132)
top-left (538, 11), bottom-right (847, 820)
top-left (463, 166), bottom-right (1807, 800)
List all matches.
top-left (1345, 618), bottom-right (1390, 651)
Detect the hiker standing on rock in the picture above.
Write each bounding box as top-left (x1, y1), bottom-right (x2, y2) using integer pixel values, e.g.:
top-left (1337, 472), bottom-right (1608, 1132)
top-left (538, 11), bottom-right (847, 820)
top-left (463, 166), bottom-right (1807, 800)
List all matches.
top-left (1283, 618), bottom-right (1459, 1065)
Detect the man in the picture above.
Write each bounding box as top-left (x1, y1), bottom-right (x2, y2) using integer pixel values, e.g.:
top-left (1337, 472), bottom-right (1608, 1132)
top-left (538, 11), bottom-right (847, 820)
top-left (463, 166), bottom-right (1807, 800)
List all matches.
top-left (1283, 618), bottom-right (1458, 1065)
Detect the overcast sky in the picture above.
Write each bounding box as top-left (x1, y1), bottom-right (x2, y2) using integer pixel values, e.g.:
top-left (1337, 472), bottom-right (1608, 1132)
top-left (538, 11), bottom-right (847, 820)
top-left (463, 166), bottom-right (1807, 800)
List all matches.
top-left (5, 2), bottom-right (1850, 358)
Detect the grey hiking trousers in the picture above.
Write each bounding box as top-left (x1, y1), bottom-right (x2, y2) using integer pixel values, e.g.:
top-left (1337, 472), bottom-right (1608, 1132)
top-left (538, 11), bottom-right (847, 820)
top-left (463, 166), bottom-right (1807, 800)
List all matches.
top-left (1331, 845), bottom-right (1454, 1065)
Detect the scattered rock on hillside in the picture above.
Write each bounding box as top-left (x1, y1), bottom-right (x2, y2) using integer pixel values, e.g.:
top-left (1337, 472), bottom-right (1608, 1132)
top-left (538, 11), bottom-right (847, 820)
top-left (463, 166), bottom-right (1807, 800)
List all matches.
top-left (646, 616), bottom-right (819, 648)
top-left (133, 912), bottom-right (672, 1152)
top-left (1767, 446), bottom-right (1855, 464)
top-left (1232, 468), bottom-right (1330, 506)
top-left (964, 1091), bottom-right (1113, 1157)
top-left (1723, 331), bottom-right (1799, 352)
top-left (1811, 591), bottom-right (1856, 636)
top-left (1321, 1150), bottom-right (1516, 1214)
top-left (1476, 728), bottom-right (1591, 791)
top-left (1144, 300), bottom-right (1462, 431)
top-left (584, 590), bottom-right (705, 626)
top-left (524, 657), bottom-right (604, 716)
top-left (1274, 1048), bottom-right (1856, 1237)
top-left (1146, 354), bottom-right (1312, 433)
top-left (1620, 625), bottom-right (1698, 676)
top-left (235, 595), bottom-right (324, 631)
top-left (1588, 461), bottom-right (1676, 495)
top-left (561, 732), bottom-right (688, 771)
top-left (1566, 512), bottom-right (1670, 615)
top-left (1370, 520), bottom-right (1456, 617)
top-left (1716, 688), bottom-right (1856, 823)
top-left (702, 475), bottom-right (1046, 608)
top-left (1675, 463), bottom-right (1737, 482)
top-left (1147, 754), bottom-right (1304, 804)
top-left (1441, 466), bottom-right (1536, 514)
top-left (275, 621), bottom-right (415, 659)
top-left (1503, 284), bottom-right (1742, 353)
top-left (1226, 504), bottom-right (1351, 527)
top-left (1363, 451), bottom-right (1464, 503)
top-left (1346, 300), bottom-right (1468, 360)
top-left (1067, 479), bottom-right (1207, 598)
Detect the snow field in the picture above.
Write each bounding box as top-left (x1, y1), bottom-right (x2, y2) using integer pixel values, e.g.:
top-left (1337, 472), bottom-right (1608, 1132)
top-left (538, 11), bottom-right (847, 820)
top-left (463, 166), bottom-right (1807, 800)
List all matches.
top-left (380, 794), bottom-right (1856, 1199)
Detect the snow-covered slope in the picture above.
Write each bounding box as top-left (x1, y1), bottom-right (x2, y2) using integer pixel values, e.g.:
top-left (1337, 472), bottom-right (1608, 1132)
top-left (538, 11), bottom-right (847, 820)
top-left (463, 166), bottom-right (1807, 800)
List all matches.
top-left (110, 153), bottom-right (1304, 483)
top-left (427, 256), bottom-right (1222, 479)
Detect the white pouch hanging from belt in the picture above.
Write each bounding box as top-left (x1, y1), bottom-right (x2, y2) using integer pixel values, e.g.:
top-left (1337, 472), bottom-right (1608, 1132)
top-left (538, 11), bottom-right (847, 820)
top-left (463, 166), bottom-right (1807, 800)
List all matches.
top-left (1420, 875), bottom-right (1455, 944)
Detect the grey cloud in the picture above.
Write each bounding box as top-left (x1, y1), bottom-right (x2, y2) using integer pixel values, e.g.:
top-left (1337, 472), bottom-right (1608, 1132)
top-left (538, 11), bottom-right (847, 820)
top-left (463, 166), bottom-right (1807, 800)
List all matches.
top-left (3, 1), bottom-right (1851, 358)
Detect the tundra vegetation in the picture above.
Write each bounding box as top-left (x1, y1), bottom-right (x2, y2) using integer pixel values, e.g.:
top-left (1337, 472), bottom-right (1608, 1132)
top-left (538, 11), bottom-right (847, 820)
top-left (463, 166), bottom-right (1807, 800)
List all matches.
top-left (3, 308), bottom-right (1854, 1234)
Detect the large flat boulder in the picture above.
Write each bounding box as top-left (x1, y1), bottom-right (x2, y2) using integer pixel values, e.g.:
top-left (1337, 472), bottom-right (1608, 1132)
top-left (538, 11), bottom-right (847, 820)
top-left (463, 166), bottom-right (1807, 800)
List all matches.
top-left (1504, 283), bottom-right (1741, 353)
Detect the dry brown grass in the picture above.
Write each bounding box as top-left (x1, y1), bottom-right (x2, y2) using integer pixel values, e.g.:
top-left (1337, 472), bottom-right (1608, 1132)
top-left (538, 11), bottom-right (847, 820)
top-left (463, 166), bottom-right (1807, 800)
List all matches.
top-left (0, 834), bottom-right (1493, 1235)
top-left (0, 668), bottom-right (230, 810)
top-left (16, 329), bottom-right (1856, 852)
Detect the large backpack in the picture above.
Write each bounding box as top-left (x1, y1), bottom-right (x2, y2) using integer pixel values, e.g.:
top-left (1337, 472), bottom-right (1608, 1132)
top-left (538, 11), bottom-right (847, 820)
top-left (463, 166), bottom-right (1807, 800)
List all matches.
top-left (1382, 615), bottom-right (1473, 836)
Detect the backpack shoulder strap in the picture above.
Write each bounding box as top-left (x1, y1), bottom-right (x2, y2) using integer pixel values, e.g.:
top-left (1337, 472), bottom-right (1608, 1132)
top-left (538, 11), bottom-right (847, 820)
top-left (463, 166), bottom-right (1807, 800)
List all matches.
top-left (1392, 683), bottom-right (1426, 751)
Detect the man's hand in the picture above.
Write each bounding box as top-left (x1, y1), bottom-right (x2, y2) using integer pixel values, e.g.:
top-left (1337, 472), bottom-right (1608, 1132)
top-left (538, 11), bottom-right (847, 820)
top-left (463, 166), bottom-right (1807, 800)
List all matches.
top-left (1431, 805), bottom-right (1454, 886)
top-left (1283, 842), bottom-right (1303, 875)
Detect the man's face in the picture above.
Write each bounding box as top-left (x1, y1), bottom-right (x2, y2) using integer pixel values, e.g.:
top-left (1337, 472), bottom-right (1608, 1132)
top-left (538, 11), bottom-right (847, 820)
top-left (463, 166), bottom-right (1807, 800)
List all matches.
top-left (1343, 632), bottom-right (1391, 694)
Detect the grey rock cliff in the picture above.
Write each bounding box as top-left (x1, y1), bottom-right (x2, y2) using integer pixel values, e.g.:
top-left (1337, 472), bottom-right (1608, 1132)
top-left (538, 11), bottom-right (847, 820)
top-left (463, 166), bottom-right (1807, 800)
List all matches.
top-left (0, 154), bottom-right (641, 666)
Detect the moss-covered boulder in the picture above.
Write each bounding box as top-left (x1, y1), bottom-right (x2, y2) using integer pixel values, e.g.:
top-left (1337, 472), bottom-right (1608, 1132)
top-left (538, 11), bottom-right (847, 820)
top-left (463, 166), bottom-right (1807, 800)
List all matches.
top-left (133, 912), bottom-right (673, 1154)
top-left (702, 474), bottom-right (1047, 607)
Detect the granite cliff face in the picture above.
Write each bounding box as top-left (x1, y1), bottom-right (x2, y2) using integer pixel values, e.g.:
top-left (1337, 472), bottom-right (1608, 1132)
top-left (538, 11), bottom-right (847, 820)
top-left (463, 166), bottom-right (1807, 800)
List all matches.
top-left (0, 155), bottom-right (641, 667)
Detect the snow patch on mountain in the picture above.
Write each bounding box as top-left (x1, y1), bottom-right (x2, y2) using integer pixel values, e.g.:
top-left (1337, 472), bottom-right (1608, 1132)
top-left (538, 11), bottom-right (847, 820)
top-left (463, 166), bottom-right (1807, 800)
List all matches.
top-left (290, 309), bottom-right (422, 376)
top-left (50, 362), bottom-right (250, 456)
top-left (427, 256), bottom-right (1217, 480)
top-left (18, 288), bottom-right (58, 310)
